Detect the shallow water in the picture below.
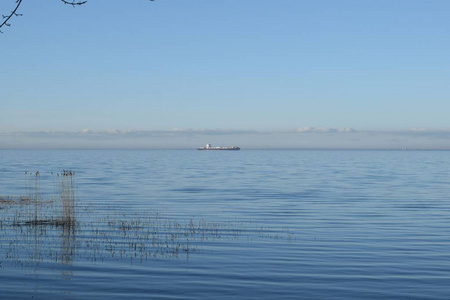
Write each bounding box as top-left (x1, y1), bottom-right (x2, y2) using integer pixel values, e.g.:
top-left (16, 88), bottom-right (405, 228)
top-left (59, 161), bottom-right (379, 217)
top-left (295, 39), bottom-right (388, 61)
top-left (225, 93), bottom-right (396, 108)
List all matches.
top-left (1, 150), bottom-right (450, 299)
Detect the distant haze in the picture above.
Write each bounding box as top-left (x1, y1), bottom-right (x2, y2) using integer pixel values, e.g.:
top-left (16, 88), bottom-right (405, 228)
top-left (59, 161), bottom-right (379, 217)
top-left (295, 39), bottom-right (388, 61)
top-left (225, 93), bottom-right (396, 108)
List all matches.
top-left (2, 128), bottom-right (450, 150)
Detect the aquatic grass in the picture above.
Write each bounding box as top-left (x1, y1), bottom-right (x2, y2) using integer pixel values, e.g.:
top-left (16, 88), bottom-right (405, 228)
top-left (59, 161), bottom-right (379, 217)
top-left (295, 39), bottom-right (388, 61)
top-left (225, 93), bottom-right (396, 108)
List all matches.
top-left (0, 171), bottom-right (295, 268)
top-left (1, 211), bottom-right (294, 268)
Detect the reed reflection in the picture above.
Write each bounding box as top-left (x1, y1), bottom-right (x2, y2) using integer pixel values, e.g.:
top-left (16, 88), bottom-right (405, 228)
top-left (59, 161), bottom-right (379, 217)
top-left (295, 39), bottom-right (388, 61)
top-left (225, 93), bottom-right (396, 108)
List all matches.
top-left (1, 170), bottom-right (294, 274)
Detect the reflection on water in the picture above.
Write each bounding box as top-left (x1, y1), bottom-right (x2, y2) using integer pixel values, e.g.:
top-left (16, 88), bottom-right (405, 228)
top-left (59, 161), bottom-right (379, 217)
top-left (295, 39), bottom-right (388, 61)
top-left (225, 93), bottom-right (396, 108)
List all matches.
top-left (60, 221), bottom-right (76, 280)
top-left (3, 150), bottom-right (449, 299)
top-left (0, 171), bottom-right (79, 275)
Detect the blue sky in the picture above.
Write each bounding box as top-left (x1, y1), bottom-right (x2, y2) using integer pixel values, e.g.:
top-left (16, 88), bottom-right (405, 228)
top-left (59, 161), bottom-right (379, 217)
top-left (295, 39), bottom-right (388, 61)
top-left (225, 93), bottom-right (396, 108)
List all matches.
top-left (1, 0), bottom-right (450, 148)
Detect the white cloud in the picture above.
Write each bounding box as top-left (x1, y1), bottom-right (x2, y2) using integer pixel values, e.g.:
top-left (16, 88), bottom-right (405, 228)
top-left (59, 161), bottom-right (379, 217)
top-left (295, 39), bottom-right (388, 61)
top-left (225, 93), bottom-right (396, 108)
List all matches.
top-left (407, 128), bottom-right (450, 133)
top-left (6, 127), bottom-right (450, 138)
top-left (338, 127), bottom-right (356, 133)
top-left (80, 129), bottom-right (92, 135)
top-left (295, 127), bottom-right (356, 133)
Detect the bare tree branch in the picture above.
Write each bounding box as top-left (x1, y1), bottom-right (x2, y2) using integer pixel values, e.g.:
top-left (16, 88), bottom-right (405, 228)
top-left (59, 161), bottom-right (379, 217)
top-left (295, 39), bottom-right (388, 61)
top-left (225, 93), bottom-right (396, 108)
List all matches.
top-left (0, 0), bottom-right (23, 34)
top-left (60, 0), bottom-right (88, 6)
top-left (1, 0), bottom-right (155, 34)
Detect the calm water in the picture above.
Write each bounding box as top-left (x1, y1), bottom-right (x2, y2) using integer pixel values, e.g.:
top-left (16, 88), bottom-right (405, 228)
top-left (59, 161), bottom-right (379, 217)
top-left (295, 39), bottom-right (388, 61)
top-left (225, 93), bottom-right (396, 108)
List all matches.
top-left (1, 150), bottom-right (450, 299)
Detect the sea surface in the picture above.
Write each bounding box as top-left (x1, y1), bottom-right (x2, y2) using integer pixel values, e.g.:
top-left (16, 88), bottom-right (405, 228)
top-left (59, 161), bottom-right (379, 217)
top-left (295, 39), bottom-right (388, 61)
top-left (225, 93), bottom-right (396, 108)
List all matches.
top-left (1, 149), bottom-right (450, 299)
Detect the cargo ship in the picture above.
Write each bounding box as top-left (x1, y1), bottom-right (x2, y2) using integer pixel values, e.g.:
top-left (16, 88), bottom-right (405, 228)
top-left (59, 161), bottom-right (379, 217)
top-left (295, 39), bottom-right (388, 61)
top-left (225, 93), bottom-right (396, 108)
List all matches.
top-left (197, 143), bottom-right (240, 151)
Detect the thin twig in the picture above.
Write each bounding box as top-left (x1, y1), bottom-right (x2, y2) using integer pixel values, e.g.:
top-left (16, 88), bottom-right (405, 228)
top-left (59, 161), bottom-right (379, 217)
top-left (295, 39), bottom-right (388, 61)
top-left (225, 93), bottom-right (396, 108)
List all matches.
top-left (60, 0), bottom-right (88, 6)
top-left (0, 0), bottom-right (23, 33)
top-left (1, 0), bottom-right (155, 34)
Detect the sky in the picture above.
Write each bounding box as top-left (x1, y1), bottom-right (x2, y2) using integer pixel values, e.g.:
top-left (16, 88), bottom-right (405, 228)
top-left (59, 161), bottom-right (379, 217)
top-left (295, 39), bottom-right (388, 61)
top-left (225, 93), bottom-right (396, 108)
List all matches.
top-left (1, 0), bottom-right (450, 149)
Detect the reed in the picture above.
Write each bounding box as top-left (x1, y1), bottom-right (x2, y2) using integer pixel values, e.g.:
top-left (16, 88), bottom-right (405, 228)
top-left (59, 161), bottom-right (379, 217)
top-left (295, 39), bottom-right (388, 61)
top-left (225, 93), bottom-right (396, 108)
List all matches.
top-left (60, 170), bottom-right (76, 228)
top-left (5, 170), bottom-right (78, 227)
top-left (0, 171), bottom-right (295, 268)
top-left (33, 171), bottom-right (40, 225)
